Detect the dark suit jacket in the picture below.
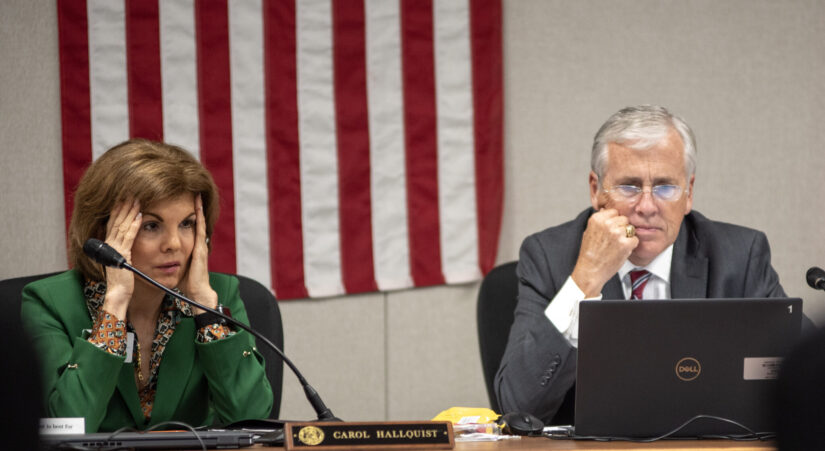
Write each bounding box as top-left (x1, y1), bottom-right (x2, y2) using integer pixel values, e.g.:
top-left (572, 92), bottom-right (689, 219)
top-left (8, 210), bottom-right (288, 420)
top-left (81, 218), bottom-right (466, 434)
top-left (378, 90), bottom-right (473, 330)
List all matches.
top-left (494, 208), bottom-right (787, 424)
top-left (21, 270), bottom-right (273, 432)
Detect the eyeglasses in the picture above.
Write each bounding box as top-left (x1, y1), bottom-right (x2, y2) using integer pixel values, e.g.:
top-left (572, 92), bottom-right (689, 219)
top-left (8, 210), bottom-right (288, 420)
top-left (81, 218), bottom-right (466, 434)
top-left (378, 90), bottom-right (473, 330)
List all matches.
top-left (602, 184), bottom-right (688, 203)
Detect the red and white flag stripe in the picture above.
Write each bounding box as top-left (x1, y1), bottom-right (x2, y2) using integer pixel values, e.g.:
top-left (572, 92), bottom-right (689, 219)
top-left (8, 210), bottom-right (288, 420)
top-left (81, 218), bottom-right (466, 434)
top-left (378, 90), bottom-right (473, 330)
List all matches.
top-left (58, 0), bottom-right (503, 300)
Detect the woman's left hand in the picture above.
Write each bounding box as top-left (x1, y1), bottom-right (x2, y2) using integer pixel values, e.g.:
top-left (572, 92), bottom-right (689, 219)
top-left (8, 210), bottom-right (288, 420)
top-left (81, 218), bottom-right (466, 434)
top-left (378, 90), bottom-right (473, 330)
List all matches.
top-left (184, 194), bottom-right (218, 314)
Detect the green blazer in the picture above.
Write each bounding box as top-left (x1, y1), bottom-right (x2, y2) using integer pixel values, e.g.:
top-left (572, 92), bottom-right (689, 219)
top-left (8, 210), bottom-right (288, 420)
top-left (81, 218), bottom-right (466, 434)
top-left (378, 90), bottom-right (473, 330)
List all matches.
top-left (21, 270), bottom-right (273, 432)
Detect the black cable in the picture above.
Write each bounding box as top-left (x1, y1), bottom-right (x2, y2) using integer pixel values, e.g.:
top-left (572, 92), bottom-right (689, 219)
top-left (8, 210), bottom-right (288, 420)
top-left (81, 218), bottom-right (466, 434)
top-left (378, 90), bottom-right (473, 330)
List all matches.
top-left (100, 425), bottom-right (139, 451)
top-left (547, 414), bottom-right (774, 443)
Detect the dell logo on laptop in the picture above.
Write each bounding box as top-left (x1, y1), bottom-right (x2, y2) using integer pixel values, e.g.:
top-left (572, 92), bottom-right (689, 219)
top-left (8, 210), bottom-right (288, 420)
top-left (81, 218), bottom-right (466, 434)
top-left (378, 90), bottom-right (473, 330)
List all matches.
top-left (675, 357), bottom-right (701, 381)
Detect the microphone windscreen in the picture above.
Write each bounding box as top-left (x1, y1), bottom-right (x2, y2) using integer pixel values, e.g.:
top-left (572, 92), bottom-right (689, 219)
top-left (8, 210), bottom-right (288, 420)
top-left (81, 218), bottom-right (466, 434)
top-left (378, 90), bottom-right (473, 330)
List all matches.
top-left (83, 238), bottom-right (126, 268)
top-left (806, 267), bottom-right (825, 290)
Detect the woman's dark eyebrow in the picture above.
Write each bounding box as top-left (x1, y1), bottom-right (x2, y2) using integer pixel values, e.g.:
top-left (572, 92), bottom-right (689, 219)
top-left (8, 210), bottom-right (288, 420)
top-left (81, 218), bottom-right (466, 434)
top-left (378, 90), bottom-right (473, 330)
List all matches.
top-left (140, 211), bottom-right (196, 221)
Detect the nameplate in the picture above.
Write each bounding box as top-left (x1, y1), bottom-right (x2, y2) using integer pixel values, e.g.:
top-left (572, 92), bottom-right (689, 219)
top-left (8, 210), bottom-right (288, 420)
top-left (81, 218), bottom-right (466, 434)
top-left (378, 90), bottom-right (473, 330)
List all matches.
top-left (40, 418), bottom-right (85, 435)
top-left (284, 421), bottom-right (454, 450)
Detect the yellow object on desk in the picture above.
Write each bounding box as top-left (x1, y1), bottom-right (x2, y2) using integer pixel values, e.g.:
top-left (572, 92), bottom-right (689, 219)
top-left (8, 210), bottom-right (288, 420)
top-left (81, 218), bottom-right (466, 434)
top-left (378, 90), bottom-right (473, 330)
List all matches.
top-left (432, 407), bottom-right (500, 424)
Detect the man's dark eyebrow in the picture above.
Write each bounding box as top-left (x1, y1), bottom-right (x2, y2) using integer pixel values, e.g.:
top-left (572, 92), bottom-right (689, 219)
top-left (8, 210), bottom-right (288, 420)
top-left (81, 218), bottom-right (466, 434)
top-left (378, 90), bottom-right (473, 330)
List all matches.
top-left (652, 177), bottom-right (679, 185)
top-left (613, 176), bottom-right (680, 186)
top-left (614, 177), bottom-right (643, 185)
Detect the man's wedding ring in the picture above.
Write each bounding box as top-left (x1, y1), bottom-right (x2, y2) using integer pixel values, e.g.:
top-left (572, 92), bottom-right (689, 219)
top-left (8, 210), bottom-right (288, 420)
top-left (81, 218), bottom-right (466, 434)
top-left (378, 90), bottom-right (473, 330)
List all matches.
top-left (625, 224), bottom-right (636, 238)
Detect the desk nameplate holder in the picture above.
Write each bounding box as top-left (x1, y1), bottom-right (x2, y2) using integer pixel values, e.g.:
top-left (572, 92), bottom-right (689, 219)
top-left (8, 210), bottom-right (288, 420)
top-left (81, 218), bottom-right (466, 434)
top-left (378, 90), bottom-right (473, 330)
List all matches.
top-left (284, 421), bottom-right (454, 450)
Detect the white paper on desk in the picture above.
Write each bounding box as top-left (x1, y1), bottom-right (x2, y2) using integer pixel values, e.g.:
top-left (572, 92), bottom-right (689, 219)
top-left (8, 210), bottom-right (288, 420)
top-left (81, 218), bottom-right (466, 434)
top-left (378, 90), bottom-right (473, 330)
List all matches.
top-left (40, 418), bottom-right (85, 435)
top-left (455, 433), bottom-right (506, 442)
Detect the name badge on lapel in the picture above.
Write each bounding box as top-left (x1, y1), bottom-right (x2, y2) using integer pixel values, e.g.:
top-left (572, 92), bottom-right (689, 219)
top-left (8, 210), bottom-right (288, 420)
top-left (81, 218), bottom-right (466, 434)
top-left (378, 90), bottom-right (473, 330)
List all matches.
top-left (125, 332), bottom-right (135, 363)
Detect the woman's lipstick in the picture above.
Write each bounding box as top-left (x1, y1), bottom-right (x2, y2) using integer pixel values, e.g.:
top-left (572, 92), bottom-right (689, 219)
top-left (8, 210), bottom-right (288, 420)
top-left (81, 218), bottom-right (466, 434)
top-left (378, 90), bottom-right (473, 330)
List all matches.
top-left (157, 262), bottom-right (180, 274)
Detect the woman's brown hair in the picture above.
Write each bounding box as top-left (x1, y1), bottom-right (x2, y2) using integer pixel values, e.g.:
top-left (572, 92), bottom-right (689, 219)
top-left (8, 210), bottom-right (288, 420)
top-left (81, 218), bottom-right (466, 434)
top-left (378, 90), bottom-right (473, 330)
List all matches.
top-left (68, 139), bottom-right (219, 281)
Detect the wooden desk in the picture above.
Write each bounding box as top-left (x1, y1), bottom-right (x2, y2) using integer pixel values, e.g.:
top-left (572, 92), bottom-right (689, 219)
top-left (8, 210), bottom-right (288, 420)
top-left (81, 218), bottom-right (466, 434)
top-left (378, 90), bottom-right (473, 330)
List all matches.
top-left (452, 436), bottom-right (775, 450)
top-left (246, 437), bottom-right (775, 450)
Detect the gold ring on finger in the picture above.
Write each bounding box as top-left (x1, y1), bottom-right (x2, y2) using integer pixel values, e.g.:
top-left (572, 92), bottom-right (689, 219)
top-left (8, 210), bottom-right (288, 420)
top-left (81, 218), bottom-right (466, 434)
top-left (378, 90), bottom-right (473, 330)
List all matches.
top-left (625, 224), bottom-right (636, 238)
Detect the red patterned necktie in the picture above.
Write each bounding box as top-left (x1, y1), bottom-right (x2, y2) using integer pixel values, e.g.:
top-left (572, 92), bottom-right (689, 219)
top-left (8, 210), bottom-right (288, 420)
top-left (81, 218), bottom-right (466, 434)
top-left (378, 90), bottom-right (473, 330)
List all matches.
top-left (629, 269), bottom-right (651, 300)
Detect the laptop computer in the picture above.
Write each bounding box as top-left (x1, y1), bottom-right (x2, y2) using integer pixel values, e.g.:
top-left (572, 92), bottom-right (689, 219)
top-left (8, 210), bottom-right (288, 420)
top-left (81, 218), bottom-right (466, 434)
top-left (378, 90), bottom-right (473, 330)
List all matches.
top-left (574, 298), bottom-right (802, 439)
top-left (40, 429), bottom-right (257, 449)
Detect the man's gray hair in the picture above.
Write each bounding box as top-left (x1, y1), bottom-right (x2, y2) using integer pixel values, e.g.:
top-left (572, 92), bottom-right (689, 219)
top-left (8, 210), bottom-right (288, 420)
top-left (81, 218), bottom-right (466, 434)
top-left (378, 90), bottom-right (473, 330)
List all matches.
top-left (591, 105), bottom-right (697, 181)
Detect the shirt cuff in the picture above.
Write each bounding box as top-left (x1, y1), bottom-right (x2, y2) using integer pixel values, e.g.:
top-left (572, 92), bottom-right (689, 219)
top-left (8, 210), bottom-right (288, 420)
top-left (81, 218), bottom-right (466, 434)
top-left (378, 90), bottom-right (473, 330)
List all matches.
top-left (544, 276), bottom-right (602, 335)
top-left (196, 323), bottom-right (236, 343)
top-left (88, 309), bottom-right (127, 356)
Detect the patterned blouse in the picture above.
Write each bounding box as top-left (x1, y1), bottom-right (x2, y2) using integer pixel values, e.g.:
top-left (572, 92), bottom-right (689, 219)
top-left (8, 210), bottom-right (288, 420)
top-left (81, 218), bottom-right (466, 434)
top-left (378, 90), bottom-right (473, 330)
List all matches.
top-left (84, 280), bottom-right (235, 421)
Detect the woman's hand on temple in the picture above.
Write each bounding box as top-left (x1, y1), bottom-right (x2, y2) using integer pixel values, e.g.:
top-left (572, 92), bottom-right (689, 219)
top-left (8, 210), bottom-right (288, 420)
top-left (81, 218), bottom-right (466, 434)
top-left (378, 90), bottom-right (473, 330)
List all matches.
top-left (102, 198), bottom-right (142, 319)
top-left (184, 194), bottom-right (218, 314)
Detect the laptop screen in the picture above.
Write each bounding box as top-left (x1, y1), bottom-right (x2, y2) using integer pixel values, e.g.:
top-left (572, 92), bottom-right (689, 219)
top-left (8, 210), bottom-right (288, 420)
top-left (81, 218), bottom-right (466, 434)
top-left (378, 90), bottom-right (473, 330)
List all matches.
top-left (574, 298), bottom-right (802, 438)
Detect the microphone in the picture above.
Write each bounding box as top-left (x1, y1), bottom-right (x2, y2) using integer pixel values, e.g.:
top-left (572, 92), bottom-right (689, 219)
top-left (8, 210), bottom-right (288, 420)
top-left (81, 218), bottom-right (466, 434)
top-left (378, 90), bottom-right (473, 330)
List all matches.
top-left (83, 238), bottom-right (127, 268)
top-left (807, 267), bottom-right (825, 291)
top-left (83, 238), bottom-right (340, 421)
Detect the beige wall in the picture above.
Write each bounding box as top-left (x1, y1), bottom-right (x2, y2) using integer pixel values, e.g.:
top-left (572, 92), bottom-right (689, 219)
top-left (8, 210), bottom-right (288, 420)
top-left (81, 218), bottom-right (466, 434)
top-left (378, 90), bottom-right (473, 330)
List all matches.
top-left (2, 0), bottom-right (824, 422)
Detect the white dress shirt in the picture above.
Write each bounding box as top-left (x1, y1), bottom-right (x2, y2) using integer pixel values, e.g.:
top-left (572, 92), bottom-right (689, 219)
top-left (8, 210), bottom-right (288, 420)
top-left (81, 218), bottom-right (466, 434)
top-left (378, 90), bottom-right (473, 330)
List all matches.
top-left (544, 245), bottom-right (674, 347)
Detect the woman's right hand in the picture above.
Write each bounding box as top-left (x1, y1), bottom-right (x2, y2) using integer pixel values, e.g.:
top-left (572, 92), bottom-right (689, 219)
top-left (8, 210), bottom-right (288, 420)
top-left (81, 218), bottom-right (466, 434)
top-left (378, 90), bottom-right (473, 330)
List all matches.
top-left (102, 199), bottom-right (142, 319)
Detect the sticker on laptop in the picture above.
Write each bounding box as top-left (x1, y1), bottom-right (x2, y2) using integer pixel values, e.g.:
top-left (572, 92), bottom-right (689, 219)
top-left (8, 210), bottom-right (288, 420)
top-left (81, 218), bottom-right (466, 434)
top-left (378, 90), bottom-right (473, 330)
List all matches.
top-left (743, 357), bottom-right (783, 380)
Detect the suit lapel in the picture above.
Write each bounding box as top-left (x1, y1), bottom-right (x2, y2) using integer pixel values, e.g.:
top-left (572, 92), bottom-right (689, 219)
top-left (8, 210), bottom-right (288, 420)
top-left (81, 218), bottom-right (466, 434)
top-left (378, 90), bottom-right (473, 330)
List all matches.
top-left (670, 215), bottom-right (708, 298)
top-left (116, 362), bottom-right (146, 426)
top-left (149, 319), bottom-right (196, 424)
top-left (602, 275), bottom-right (624, 300)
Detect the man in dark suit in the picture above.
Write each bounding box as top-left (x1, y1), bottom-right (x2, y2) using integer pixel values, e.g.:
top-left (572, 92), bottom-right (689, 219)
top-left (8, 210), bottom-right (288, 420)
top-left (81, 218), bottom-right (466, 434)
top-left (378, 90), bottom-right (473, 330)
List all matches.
top-left (495, 105), bottom-right (788, 424)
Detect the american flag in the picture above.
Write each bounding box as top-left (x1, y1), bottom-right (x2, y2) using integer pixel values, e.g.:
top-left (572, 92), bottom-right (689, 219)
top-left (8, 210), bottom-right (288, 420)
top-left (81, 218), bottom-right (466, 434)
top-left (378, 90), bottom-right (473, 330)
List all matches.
top-left (58, 0), bottom-right (502, 299)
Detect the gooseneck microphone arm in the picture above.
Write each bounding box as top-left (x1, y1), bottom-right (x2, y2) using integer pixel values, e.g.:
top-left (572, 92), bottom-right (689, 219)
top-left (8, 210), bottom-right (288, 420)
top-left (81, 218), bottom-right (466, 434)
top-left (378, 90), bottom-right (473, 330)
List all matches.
top-left (82, 238), bottom-right (340, 422)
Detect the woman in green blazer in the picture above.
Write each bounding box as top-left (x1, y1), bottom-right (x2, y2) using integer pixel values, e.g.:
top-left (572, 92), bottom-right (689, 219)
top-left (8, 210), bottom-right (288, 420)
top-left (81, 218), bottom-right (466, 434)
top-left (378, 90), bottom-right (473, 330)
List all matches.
top-left (21, 139), bottom-right (272, 432)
